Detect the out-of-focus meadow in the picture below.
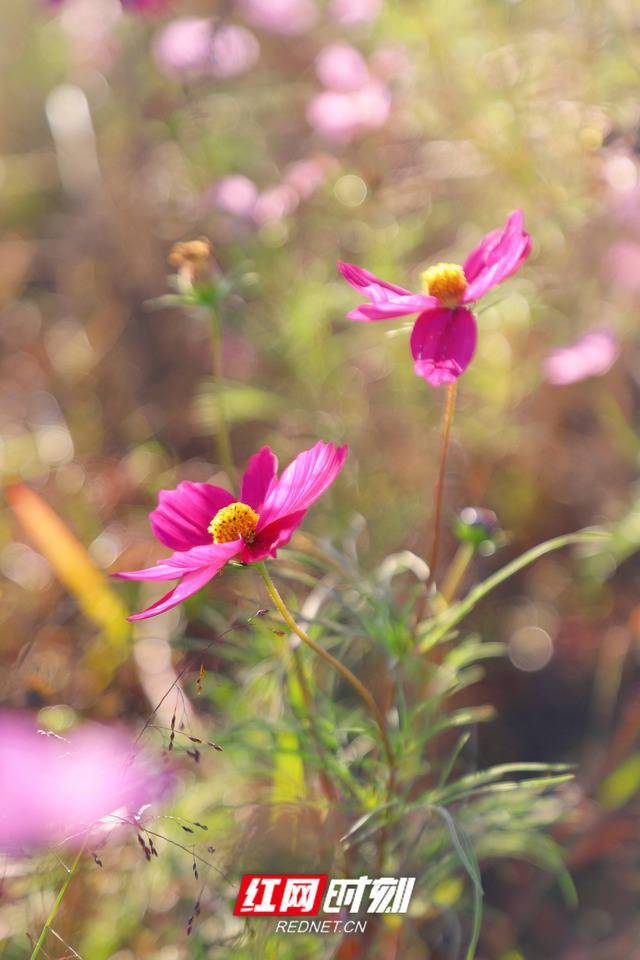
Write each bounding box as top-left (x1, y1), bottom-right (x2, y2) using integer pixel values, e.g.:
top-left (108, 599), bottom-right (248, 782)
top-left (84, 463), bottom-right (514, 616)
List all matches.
top-left (2, 0), bottom-right (640, 957)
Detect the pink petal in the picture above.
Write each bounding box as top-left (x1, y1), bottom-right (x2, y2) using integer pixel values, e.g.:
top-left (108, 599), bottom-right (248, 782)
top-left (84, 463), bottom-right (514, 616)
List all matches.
top-left (0, 714), bottom-right (172, 851)
top-left (127, 570), bottom-right (216, 622)
top-left (338, 261), bottom-right (411, 297)
top-left (258, 442), bottom-right (347, 529)
top-left (240, 445), bottom-right (279, 511)
top-left (338, 261), bottom-right (437, 321)
top-left (150, 482), bottom-right (234, 551)
top-left (543, 330), bottom-right (620, 385)
top-left (240, 509), bottom-right (308, 561)
top-left (119, 542), bottom-right (242, 620)
top-left (115, 541), bottom-right (242, 582)
top-left (462, 210), bottom-right (531, 303)
top-left (410, 308), bottom-right (477, 387)
top-left (347, 294), bottom-right (436, 322)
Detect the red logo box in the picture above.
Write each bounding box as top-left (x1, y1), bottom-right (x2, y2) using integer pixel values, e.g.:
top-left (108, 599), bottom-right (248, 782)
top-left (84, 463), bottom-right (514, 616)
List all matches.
top-left (234, 874), bottom-right (328, 916)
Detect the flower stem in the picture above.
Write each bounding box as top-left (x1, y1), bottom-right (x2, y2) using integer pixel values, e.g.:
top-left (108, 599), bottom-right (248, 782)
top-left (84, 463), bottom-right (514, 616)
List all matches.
top-left (30, 844), bottom-right (84, 960)
top-left (440, 542), bottom-right (475, 606)
top-left (208, 305), bottom-right (236, 483)
top-left (256, 562), bottom-right (395, 774)
top-left (427, 381), bottom-right (458, 588)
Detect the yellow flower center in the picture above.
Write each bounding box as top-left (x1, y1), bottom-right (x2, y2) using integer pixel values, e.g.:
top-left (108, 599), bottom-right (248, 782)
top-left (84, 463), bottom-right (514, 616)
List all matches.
top-left (208, 502), bottom-right (259, 544)
top-left (421, 262), bottom-right (468, 308)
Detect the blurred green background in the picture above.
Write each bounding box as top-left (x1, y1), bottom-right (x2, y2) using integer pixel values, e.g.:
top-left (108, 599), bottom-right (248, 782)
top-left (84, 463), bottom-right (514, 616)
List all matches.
top-left (2, 0), bottom-right (640, 957)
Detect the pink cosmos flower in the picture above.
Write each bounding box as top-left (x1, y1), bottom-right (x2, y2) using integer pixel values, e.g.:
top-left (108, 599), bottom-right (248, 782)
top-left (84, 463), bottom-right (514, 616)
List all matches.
top-left (0, 713), bottom-right (171, 851)
top-left (283, 157), bottom-right (330, 200)
top-left (238, 0), bottom-right (317, 36)
top-left (544, 330), bottom-right (620, 385)
top-left (154, 18), bottom-right (214, 74)
top-left (329, 0), bottom-right (381, 25)
top-left (154, 19), bottom-right (259, 79)
top-left (116, 442), bottom-right (348, 621)
top-left (315, 44), bottom-right (370, 92)
top-left (306, 82), bottom-right (391, 143)
top-left (209, 174), bottom-right (260, 220)
top-left (338, 210), bottom-right (531, 387)
top-left (253, 184), bottom-right (300, 225)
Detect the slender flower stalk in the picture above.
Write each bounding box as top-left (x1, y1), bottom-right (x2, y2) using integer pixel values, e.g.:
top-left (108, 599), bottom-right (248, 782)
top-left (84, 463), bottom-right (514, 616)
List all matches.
top-left (440, 541), bottom-right (475, 606)
top-left (256, 561), bottom-right (395, 774)
top-left (427, 380), bottom-right (458, 588)
top-left (30, 843), bottom-right (85, 960)
top-left (208, 304), bottom-right (237, 483)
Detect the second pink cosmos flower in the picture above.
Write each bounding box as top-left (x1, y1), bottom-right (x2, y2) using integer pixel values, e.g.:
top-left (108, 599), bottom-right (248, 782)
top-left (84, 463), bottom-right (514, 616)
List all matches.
top-left (338, 210), bottom-right (531, 387)
top-left (117, 441), bottom-right (347, 621)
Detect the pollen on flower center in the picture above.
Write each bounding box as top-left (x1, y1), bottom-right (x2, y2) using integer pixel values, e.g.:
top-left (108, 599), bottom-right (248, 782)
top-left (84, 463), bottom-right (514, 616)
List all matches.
top-left (421, 262), bottom-right (468, 307)
top-left (208, 502), bottom-right (259, 544)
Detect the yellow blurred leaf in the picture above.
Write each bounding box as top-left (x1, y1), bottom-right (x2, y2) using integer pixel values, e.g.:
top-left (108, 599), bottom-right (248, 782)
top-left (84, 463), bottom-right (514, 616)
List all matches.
top-left (5, 484), bottom-right (130, 678)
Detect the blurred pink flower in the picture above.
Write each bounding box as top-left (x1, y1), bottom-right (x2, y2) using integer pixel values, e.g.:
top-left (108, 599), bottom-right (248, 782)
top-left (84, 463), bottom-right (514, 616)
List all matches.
top-left (329, 0), bottom-right (381, 25)
top-left (0, 713), bottom-right (171, 851)
top-left (51, 0), bottom-right (170, 13)
top-left (122, 0), bottom-right (167, 10)
top-left (315, 44), bottom-right (370, 92)
top-left (339, 210), bottom-right (531, 387)
top-left (154, 19), bottom-right (259, 78)
top-left (154, 18), bottom-right (214, 74)
top-left (604, 241), bottom-right (640, 293)
top-left (209, 174), bottom-right (259, 219)
top-left (544, 330), bottom-right (620, 385)
top-left (116, 442), bottom-right (348, 621)
top-left (210, 24), bottom-right (260, 78)
top-left (238, 0), bottom-right (317, 36)
top-left (283, 157), bottom-right (330, 200)
top-left (306, 82), bottom-right (391, 143)
top-left (253, 184), bottom-right (300, 225)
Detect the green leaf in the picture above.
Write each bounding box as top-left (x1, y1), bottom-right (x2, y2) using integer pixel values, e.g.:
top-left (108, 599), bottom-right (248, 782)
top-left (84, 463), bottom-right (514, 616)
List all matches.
top-left (430, 805), bottom-right (483, 960)
top-left (599, 753), bottom-right (640, 810)
top-left (418, 530), bottom-right (608, 652)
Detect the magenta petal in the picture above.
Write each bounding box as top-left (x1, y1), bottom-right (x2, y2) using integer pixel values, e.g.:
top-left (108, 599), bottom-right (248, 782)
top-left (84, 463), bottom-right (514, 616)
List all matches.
top-left (258, 442), bottom-right (347, 529)
top-left (337, 261), bottom-right (411, 297)
top-left (347, 293), bottom-right (437, 322)
top-left (240, 445), bottom-right (279, 511)
top-left (127, 568), bottom-right (220, 622)
top-left (241, 510), bottom-right (308, 561)
top-left (410, 308), bottom-right (477, 387)
top-left (338, 261), bottom-right (438, 322)
top-left (462, 210), bottom-right (530, 302)
top-left (150, 482), bottom-right (234, 551)
top-left (116, 541), bottom-right (242, 583)
top-left (121, 541), bottom-right (242, 620)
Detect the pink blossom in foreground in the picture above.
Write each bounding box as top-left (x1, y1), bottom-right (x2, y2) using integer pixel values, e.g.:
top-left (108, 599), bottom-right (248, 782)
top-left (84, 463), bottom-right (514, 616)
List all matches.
top-left (543, 330), bottom-right (620, 385)
top-left (238, 0), bottom-right (317, 36)
top-left (116, 442), bottom-right (348, 620)
top-left (338, 210), bottom-right (531, 386)
top-left (315, 44), bottom-right (370, 92)
top-left (154, 19), bottom-right (259, 78)
top-left (0, 713), bottom-right (172, 851)
top-left (329, 0), bottom-right (381, 24)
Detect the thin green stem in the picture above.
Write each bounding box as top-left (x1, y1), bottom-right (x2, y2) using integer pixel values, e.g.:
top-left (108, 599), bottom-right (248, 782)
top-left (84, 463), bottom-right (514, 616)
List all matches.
top-left (208, 306), bottom-right (236, 483)
top-left (418, 530), bottom-right (607, 653)
top-left (256, 562), bottom-right (395, 775)
top-left (30, 844), bottom-right (84, 960)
